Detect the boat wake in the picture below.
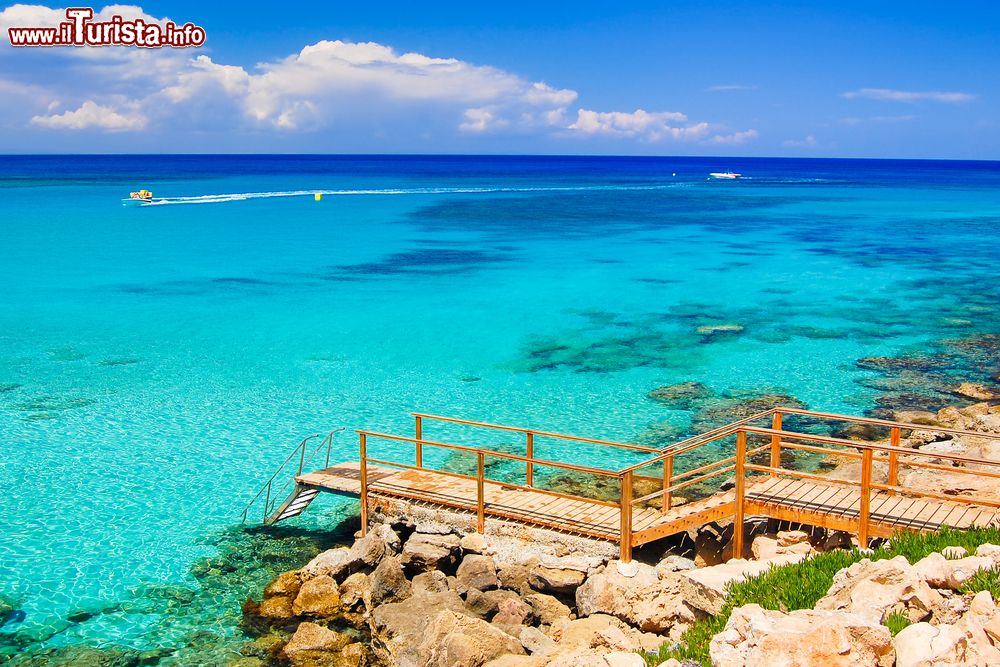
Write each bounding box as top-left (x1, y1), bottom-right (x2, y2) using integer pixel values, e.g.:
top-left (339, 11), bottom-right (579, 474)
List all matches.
top-left (142, 184), bottom-right (680, 206)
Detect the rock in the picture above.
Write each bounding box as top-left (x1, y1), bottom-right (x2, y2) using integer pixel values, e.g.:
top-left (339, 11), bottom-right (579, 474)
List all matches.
top-left (283, 621), bottom-right (351, 657)
top-left (457, 554), bottom-right (498, 592)
top-left (647, 381), bottom-right (714, 408)
top-left (264, 570), bottom-right (302, 597)
top-left (975, 543), bottom-right (1000, 562)
top-left (953, 382), bottom-right (999, 401)
top-left (375, 522), bottom-right (402, 553)
top-left (576, 560), bottom-right (700, 638)
top-left (544, 650), bottom-right (648, 667)
top-left (484, 656), bottom-right (547, 667)
top-left (777, 529), bottom-right (810, 547)
top-left (696, 323), bottom-right (744, 337)
top-left (751, 534), bottom-right (813, 561)
top-left (528, 565), bottom-right (586, 594)
top-left (301, 548), bottom-right (355, 581)
top-left (710, 604), bottom-right (894, 667)
top-left (461, 533), bottom-right (489, 554)
top-left (466, 589), bottom-right (521, 619)
top-left (412, 609), bottom-right (524, 667)
top-left (348, 529), bottom-right (387, 567)
top-left (338, 572), bottom-right (369, 609)
top-left (516, 625), bottom-right (558, 655)
top-left (894, 591), bottom-right (1000, 666)
top-left (819, 530), bottom-right (854, 552)
top-left (524, 593), bottom-right (571, 625)
top-left (497, 562), bottom-right (534, 595)
top-left (942, 545), bottom-right (968, 559)
top-left (680, 556), bottom-right (808, 616)
top-left (370, 555), bottom-right (411, 606)
top-left (550, 613), bottom-right (662, 652)
top-left (412, 569), bottom-right (450, 595)
top-left (292, 575), bottom-right (342, 617)
top-left (258, 594), bottom-right (295, 619)
top-left (401, 532), bottom-right (462, 572)
top-left (370, 591), bottom-right (469, 666)
top-left (655, 555), bottom-right (696, 575)
top-left (493, 596), bottom-right (535, 626)
top-left (816, 556), bottom-right (944, 623)
top-left (914, 552), bottom-right (994, 590)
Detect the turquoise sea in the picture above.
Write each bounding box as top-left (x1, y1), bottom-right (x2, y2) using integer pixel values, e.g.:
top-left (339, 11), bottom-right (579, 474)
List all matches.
top-left (2, 155), bottom-right (999, 662)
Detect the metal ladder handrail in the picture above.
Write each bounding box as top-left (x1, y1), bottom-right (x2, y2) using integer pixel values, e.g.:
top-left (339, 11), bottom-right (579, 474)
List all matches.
top-left (241, 428), bottom-right (344, 523)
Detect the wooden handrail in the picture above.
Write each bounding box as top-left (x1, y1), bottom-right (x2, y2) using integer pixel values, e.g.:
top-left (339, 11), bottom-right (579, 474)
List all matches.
top-left (410, 412), bottom-right (661, 453)
top-left (778, 407), bottom-right (1000, 440)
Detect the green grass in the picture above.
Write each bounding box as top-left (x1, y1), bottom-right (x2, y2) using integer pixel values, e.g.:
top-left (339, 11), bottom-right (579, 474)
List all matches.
top-left (882, 611), bottom-right (912, 636)
top-left (644, 527), bottom-right (1000, 667)
top-left (959, 567), bottom-right (1000, 599)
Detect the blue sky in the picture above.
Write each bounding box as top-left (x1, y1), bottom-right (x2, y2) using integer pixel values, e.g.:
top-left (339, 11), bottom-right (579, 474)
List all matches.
top-left (1, 1), bottom-right (997, 157)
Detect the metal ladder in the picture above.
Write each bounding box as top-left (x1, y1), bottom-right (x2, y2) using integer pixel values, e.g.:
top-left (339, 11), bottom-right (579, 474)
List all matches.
top-left (241, 428), bottom-right (344, 525)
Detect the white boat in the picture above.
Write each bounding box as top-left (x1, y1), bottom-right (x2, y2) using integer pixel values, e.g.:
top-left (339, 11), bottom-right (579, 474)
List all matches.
top-left (709, 172), bottom-right (741, 180)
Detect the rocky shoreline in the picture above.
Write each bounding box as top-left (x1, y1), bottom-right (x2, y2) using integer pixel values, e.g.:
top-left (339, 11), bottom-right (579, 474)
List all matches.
top-left (238, 398), bottom-right (1000, 667)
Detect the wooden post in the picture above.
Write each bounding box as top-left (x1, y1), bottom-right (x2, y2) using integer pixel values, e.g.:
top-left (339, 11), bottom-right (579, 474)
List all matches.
top-left (526, 431), bottom-right (534, 487)
top-left (859, 447), bottom-right (872, 548)
top-left (770, 411), bottom-right (782, 474)
top-left (662, 455), bottom-right (673, 512)
top-left (477, 451), bottom-right (485, 533)
top-left (359, 433), bottom-right (369, 537)
top-left (887, 427), bottom-right (900, 496)
top-left (414, 415), bottom-right (423, 468)
top-left (733, 430), bottom-right (747, 559)
top-left (620, 471), bottom-right (633, 562)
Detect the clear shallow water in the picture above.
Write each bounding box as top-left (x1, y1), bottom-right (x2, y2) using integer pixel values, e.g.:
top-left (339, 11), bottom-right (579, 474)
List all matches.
top-left (2, 155), bottom-right (1000, 658)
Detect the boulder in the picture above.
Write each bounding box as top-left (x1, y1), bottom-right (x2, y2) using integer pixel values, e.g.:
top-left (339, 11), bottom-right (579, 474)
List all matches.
top-left (301, 548), bottom-right (355, 581)
top-left (679, 556), bottom-right (807, 616)
top-left (751, 534), bottom-right (813, 561)
top-left (493, 596), bottom-right (535, 626)
top-left (338, 572), bottom-right (369, 610)
top-left (953, 383), bottom-right (998, 401)
top-left (412, 609), bottom-right (524, 667)
top-left (264, 570), bottom-right (302, 597)
top-left (913, 552), bottom-right (994, 590)
top-left (282, 621), bottom-right (351, 660)
top-left (457, 554), bottom-right (499, 592)
top-left (546, 650), bottom-right (648, 667)
top-left (401, 533), bottom-right (461, 572)
top-left (710, 604), bottom-right (895, 667)
top-left (647, 381), bottom-right (714, 407)
top-left (528, 565), bottom-right (585, 594)
top-left (516, 625), bottom-right (558, 655)
top-left (461, 532), bottom-right (489, 554)
top-left (258, 594), bottom-right (295, 620)
top-left (412, 569), bottom-right (450, 595)
top-left (523, 593), bottom-right (571, 625)
top-left (498, 562), bottom-right (534, 595)
top-left (549, 613), bottom-right (662, 652)
top-left (655, 555), bottom-right (696, 575)
top-left (369, 555), bottom-right (411, 606)
top-left (370, 591), bottom-right (469, 665)
top-left (466, 589), bottom-right (521, 620)
top-left (576, 562), bottom-right (699, 638)
top-left (894, 591), bottom-right (1000, 666)
top-left (816, 556), bottom-right (944, 623)
top-left (291, 575), bottom-right (342, 617)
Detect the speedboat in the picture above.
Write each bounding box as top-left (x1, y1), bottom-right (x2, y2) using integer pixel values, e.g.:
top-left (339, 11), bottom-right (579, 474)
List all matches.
top-left (709, 172), bottom-right (741, 180)
top-left (122, 189), bottom-right (153, 206)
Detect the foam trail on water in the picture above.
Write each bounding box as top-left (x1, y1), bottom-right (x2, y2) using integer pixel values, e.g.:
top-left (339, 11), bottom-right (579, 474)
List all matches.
top-left (143, 184), bottom-right (680, 206)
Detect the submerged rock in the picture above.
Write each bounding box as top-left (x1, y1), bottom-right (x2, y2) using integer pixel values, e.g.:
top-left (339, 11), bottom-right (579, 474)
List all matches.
top-left (647, 381), bottom-right (714, 408)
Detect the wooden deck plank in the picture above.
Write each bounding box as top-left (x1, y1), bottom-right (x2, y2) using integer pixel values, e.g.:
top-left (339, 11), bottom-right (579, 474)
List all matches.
top-left (297, 462), bottom-right (1000, 546)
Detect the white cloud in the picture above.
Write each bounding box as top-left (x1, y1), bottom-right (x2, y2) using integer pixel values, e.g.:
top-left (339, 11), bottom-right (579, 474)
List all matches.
top-left (840, 115), bottom-right (915, 126)
top-left (842, 88), bottom-right (975, 103)
top-left (31, 99), bottom-right (146, 130)
top-left (782, 135), bottom-right (818, 149)
top-left (1, 4), bottom-right (756, 146)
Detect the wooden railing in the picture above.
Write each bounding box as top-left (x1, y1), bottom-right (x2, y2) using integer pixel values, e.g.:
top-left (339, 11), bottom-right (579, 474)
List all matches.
top-left (351, 407), bottom-right (1000, 562)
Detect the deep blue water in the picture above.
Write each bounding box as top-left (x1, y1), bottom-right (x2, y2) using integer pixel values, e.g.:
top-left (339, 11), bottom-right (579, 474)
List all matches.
top-left (2, 154), bottom-right (999, 658)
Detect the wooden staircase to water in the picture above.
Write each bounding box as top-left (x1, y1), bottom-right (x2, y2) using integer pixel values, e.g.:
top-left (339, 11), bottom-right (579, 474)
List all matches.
top-left (243, 408), bottom-right (1000, 561)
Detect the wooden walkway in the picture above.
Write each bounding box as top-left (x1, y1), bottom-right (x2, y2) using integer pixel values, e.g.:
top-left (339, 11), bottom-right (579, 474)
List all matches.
top-left (296, 462), bottom-right (1000, 548)
top-left (246, 408), bottom-right (1000, 561)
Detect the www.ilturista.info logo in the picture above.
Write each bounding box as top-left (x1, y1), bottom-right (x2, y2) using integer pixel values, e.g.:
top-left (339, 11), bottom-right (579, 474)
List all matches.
top-left (7, 7), bottom-right (206, 48)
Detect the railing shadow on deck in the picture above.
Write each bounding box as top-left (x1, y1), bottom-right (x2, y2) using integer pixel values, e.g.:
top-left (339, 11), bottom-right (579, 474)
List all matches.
top-left (352, 408), bottom-right (1000, 562)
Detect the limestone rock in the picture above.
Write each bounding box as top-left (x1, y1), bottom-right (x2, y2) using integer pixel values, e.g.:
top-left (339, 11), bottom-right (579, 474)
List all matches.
top-left (338, 572), bottom-right (369, 610)
top-left (461, 532), bottom-right (489, 554)
top-left (524, 593), bottom-right (571, 625)
top-left (953, 382), bottom-right (999, 401)
top-left (751, 534), bottom-right (814, 561)
top-left (264, 570), bottom-right (302, 597)
top-left (655, 555), bottom-right (696, 576)
top-left (497, 561), bottom-right (534, 595)
top-left (292, 575), bottom-right (342, 617)
top-left (679, 555), bottom-right (807, 616)
top-left (401, 532), bottom-right (461, 572)
top-left (894, 592), bottom-right (1000, 666)
top-left (412, 569), bottom-right (450, 595)
top-left (466, 588), bottom-right (521, 620)
top-left (283, 621), bottom-right (351, 659)
top-left (369, 555), bottom-right (411, 606)
top-left (913, 552), bottom-right (993, 589)
top-left (493, 596), bottom-right (535, 626)
top-left (413, 609), bottom-right (524, 667)
top-left (258, 594), bottom-right (295, 619)
top-left (370, 590), bottom-right (469, 666)
top-left (576, 562), bottom-right (699, 638)
top-left (528, 564), bottom-right (585, 594)
top-left (550, 613), bottom-right (661, 652)
top-left (816, 556), bottom-right (944, 623)
top-left (516, 625), bottom-right (558, 655)
top-left (457, 554), bottom-right (498, 592)
top-left (348, 529), bottom-right (387, 567)
top-left (301, 548), bottom-right (355, 581)
top-left (710, 604), bottom-right (895, 667)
